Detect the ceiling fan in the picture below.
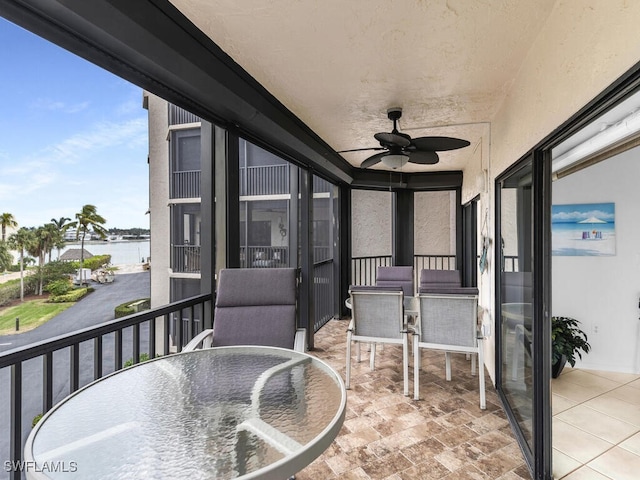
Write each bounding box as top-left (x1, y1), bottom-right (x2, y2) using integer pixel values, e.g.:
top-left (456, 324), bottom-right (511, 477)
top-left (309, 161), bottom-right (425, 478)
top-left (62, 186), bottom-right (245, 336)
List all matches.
top-left (339, 108), bottom-right (470, 169)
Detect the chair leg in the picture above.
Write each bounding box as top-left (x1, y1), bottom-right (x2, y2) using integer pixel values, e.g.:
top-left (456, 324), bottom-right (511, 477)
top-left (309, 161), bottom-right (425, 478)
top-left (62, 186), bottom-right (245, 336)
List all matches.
top-left (402, 333), bottom-right (409, 396)
top-left (346, 333), bottom-right (352, 390)
top-left (370, 343), bottom-right (376, 370)
top-left (445, 352), bottom-right (452, 381)
top-left (471, 353), bottom-right (477, 376)
top-left (413, 335), bottom-right (420, 400)
top-left (356, 341), bottom-right (361, 363)
top-left (478, 340), bottom-right (486, 410)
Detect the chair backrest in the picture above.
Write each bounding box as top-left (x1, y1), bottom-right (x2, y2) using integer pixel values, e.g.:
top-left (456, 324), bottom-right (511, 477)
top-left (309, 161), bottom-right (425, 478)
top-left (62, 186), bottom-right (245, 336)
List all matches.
top-left (212, 268), bottom-right (297, 348)
top-left (419, 269), bottom-right (461, 292)
top-left (376, 266), bottom-right (414, 297)
top-left (349, 285), bottom-right (404, 339)
top-left (502, 271), bottom-right (533, 304)
top-left (418, 287), bottom-right (479, 348)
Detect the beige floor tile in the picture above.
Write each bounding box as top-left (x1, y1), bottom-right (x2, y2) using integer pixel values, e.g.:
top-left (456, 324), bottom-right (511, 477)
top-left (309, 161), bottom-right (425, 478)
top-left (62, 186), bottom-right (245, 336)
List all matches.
top-left (604, 385), bottom-right (640, 405)
top-left (552, 381), bottom-right (607, 404)
top-left (552, 419), bottom-right (614, 464)
top-left (585, 396), bottom-right (640, 426)
top-left (552, 449), bottom-right (583, 479)
top-left (558, 369), bottom-right (622, 392)
top-left (584, 369), bottom-right (640, 385)
top-left (619, 431), bottom-right (640, 455)
top-left (588, 446), bottom-right (640, 480)
top-left (561, 465), bottom-right (612, 480)
top-left (552, 393), bottom-right (577, 415)
top-left (555, 403), bottom-right (639, 444)
top-left (627, 378), bottom-right (640, 390)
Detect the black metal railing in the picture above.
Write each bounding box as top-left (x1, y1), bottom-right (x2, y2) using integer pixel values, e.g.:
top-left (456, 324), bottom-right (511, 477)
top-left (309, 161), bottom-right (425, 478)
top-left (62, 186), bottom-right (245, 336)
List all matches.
top-left (168, 104), bottom-right (201, 125)
top-left (351, 254), bottom-right (458, 289)
top-left (240, 246), bottom-right (288, 268)
top-left (240, 164), bottom-right (289, 196)
top-left (172, 245), bottom-right (201, 273)
top-left (171, 170), bottom-right (201, 199)
top-left (351, 255), bottom-right (393, 286)
top-left (0, 294), bottom-right (212, 480)
top-left (503, 255), bottom-right (519, 272)
top-left (313, 259), bottom-right (334, 331)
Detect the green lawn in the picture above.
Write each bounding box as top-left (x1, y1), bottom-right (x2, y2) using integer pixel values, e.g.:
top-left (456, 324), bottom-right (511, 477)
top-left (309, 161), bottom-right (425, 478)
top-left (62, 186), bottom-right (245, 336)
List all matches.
top-left (0, 300), bottom-right (74, 335)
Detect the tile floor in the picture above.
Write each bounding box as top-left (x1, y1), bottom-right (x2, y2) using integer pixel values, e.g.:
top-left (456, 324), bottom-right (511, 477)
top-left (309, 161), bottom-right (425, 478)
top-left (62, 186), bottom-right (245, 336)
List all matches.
top-left (297, 319), bottom-right (532, 479)
top-left (552, 367), bottom-right (640, 480)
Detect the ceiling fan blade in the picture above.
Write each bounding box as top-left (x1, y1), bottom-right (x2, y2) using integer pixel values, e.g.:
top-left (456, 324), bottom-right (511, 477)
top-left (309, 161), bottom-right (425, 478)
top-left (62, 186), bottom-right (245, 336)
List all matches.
top-left (360, 152), bottom-right (387, 168)
top-left (374, 132), bottom-right (411, 147)
top-left (408, 150), bottom-right (439, 164)
top-left (337, 146), bottom-right (386, 153)
top-left (410, 136), bottom-right (470, 151)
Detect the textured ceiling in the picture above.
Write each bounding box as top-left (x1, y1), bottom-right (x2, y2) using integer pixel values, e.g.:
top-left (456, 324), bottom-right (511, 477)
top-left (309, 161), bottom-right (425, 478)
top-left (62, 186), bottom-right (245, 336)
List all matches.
top-left (170, 0), bottom-right (557, 173)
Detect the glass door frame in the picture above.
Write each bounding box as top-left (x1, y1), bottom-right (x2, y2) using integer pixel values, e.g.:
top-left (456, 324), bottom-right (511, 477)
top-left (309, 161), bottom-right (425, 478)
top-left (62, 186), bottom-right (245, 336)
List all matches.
top-left (495, 151), bottom-right (552, 480)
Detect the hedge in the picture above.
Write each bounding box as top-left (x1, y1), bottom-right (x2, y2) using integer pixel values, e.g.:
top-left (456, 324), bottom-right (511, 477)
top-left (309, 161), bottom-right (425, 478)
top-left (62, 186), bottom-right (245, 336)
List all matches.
top-left (115, 298), bottom-right (150, 318)
top-left (70, 255), bottom-right (111, 271)
top-left (49, 286), bottom-right (94, 303)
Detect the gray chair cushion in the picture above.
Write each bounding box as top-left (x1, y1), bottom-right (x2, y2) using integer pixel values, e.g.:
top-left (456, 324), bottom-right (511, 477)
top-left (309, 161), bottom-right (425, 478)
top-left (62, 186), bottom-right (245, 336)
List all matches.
top-left (419, 269), bottom-right (461, 290)
top-left (502, 271), bottom-right (533, 304)
top-left (212, 268), bottom-right (297, 349)
top-left (376, 266), bottom-right (414, 297)
top-left (419, 286), bottom-right (479, 295)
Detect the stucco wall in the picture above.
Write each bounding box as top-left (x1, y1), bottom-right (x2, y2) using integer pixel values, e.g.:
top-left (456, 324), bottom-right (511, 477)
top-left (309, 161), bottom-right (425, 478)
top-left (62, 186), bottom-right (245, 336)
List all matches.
top-left (460, 1), bottom-right (640, 381)
top-left (144, 92), bottom-right (171, 309)
top-left (414, 191), bottom-right (455, 256)
top-left (351, 189), bottom-right (392, 257)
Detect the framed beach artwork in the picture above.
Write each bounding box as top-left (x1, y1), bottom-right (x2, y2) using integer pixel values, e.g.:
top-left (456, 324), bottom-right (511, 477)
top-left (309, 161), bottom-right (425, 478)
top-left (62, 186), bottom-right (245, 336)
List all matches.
top-left (551, 202), bottom-right (615, 256)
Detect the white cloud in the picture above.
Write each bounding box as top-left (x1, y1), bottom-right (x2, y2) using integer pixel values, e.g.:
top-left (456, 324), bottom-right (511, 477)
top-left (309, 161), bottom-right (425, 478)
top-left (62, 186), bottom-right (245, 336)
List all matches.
top-left (50, 118), bottom-right (147, 162)
top-left (31, 98), bottom-right (90, 114)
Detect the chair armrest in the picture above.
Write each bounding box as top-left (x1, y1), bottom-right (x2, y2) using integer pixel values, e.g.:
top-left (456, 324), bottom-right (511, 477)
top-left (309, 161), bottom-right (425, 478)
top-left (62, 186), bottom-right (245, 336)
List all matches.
top-left (183, 329), bottom-right (214, 351)
top-left (294, 328), bottom-right (307, 352)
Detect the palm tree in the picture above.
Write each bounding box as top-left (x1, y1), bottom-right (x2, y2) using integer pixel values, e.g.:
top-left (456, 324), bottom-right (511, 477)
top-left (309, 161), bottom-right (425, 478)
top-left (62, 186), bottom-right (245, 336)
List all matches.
top-left (29, 224), bottom-right (62, 295)
top-left (7, 228), bottom-right (35, 301)
top-left (0, 240), bottom-right (12, 272)
top-left (0, 212), bottom-right (18, 242)
top-left (51, 216), bottom-right (71, 260)
top-left (69, 204), bottom-right (107, 272)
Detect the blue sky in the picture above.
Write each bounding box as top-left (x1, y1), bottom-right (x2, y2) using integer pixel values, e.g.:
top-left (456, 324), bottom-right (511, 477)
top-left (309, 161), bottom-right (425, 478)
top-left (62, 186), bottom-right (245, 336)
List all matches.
top-left (0, 18), bottom-right (149, 230)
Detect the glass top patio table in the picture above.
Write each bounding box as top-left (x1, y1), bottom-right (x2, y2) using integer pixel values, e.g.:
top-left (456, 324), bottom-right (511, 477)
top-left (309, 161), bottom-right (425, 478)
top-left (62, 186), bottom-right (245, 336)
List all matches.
top-left (24, 346), bottom-right (347, 480)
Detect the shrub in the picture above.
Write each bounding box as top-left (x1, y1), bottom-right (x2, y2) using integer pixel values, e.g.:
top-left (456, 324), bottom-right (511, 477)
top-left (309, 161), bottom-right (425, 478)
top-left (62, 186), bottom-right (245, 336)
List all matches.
top-left (123, 353), bottom-right (152, 368)
top-left (49, 286), bottom-right (94, 303)
top-left (45, 279), bottom-right (72, 297)
top-left (32, 413), bottom-right (43, 427)
top-left (0, 282), bottom-right (21, 307)
top-left (114, 298), bottom-right (150, 318)
top-left (69, 255), bottom-right (111, 272)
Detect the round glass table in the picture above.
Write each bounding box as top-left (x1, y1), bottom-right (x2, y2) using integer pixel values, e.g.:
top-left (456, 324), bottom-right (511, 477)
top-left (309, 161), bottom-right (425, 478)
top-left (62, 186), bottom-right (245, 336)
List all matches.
top-left (24, 346), bottom-right (346, 480)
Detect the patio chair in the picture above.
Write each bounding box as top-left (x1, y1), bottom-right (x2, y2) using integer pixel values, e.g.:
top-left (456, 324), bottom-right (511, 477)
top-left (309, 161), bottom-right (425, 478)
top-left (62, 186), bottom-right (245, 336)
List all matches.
top-left (412, 286), bottom-right (485, 409)
top-left (419, 268), bottom-right (461, 291)
top-left (184, 267), bottom-right (306, 352)
top-left (376, 266), bottom-right (415, 297)
top-left (346, 285), bottom-right (409, 396)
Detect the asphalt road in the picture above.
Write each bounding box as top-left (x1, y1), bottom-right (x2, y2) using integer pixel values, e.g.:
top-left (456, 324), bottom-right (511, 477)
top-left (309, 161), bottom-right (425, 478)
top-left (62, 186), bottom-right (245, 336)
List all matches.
top-left (0, 270), bottom-right (150, 478)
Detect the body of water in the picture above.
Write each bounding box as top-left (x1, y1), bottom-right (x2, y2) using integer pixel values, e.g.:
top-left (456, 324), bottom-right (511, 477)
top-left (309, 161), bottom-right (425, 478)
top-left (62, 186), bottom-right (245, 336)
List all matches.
top-left (58, 240), bottom-right (150, 265)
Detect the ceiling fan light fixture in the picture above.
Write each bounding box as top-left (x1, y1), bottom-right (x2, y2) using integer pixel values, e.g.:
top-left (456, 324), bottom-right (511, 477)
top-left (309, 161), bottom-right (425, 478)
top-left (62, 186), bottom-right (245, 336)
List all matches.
top-left (381, 153), bottom-right (409, 169)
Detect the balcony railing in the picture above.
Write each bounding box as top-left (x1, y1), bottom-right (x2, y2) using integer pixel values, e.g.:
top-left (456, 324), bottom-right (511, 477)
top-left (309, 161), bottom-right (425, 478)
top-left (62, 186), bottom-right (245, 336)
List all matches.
top-left (171, 170), bottom-right (201, 199)
top-left (313, 259), bottom-right (335, 331)
top-left (351, 254), bottom-right (458, 289)
top-left (168, 104), bottom-right (201, 125)
top-left (0, 294), bottom-right (212, 480)
top-left (172, 244), bottom-right (201, 273)
top-left (240, 164), bottom-right (289, 196)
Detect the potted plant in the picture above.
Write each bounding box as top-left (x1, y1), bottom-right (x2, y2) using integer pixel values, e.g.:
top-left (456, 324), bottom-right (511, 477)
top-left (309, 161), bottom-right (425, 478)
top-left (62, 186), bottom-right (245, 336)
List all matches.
top-left (551, 316), bottom-right (591, 378)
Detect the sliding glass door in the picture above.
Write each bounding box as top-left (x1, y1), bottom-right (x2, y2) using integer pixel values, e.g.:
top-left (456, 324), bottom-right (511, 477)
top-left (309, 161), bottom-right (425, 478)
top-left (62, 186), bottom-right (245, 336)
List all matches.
top-left (496, 154), bottom-right (552, 479)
